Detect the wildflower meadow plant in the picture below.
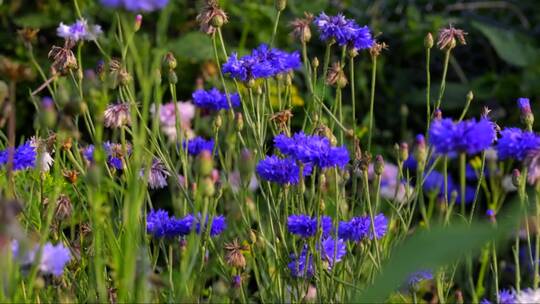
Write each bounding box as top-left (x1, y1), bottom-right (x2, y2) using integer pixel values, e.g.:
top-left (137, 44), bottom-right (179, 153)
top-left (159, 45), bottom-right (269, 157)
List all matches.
top-left (0, 1), bottom-right (538, 303)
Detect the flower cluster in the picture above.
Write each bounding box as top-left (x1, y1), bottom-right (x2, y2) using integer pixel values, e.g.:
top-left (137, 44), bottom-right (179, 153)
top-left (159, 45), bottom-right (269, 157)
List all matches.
top-left (287, 215), bottom-right (332, 238)
top-left (12, 240), bottom-right (71, 277)
top-left (496, 128), bottom-right (540, 161)
top-left (288, 239), bottom-right (347, 278)
top-left (183, 137), bottom-right (214, 156)
top-left (256, 156), bottom-right (311, 185)
top-left (100, 0), bottom-right (169, 12)
top-left (57, 19), bottom-right (102, 42)
top-left (429, 117), bottom-right (496, 155)
top-left (192, 88), bottom-right (240, 111)
top-left (338, 213), bottom-right (388, 241)
top-left (222, 44), bottom-right (301, 82)
top-left (274, 132), bottom-right (350, 169)
top-left (0, 142), bottom-right (37, 171)
top-left (313, 13), bottom-right (374, 50)
top-left (146, 209), bottom-right (226, 238)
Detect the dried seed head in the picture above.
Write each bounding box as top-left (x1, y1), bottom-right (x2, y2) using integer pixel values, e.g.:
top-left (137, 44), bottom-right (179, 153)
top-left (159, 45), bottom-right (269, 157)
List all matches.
top-left (369, 41), bottom-right (388, 58)
top-left (55, 194), bottom-right (73, 220)
top-left (270, 109), bottom-right (293, 130)
top-left (196, 0), bottom-right (229, 35)
top-left (63, 169), bottom-right (79, 184)
top-left (224, 239), bottom-right (248, 269)
top-left (290, 12), bottom-right (313, 43)
top-left (437, 25), bottom-right (467, 50)
top-left (104, 103), bottom-right (131, 128)
top-left (326, 62), bottom-right (348, 88)
top-left (18, 28), bottom-right (40, 47)
top-left (48, 42), bottom-right (78, 76)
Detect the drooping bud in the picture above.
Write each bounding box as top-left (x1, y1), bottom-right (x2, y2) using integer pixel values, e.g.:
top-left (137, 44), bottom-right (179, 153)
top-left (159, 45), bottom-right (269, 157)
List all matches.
top-left (275, 0), bottom-right (287, 11)
top-left (326, 62), bottom-right (347, 88)
top-left (134, 14), bottom-right (143, 32)
top-left (518, 97), bottom-right (534, 130)
top-left (196, 150), bottom-right (214, 177)
top-left (424, 32), bottom-right (434, 49)
top-left (374, 155), bottom-right (384, 176)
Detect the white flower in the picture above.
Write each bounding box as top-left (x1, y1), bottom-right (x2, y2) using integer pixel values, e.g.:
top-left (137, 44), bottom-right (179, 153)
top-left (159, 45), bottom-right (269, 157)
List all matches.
top-left (516, 288), bottom-right (540, 304)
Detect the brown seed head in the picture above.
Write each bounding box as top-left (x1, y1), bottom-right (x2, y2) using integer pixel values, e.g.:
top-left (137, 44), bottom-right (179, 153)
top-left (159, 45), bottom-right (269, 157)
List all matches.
top-left (196, 0), bottom-right (229, 35)
top-left (290, 12), bottom-right (313, 43)
top-left (437, 25), bottom-right (467, 50)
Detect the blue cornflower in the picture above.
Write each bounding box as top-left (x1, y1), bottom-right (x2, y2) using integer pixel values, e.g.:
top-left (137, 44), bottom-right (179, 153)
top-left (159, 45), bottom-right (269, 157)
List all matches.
top-left (100, 0), bottom-right (169, 12)
top-left (39, 243), bottom-right (72, 276)
top-left (287, 215), bottom-right (332, 238)
top-left (429, 118), bottom-right (496, 155)
top-left (0, 142), bottom-right (37, 171)
top-left (169, 214), bottom-right (195, 236)
top-left (82, 145), bottom-right (95, 163)
top-left (147, 210), bottom-right (196, 238)
top-left (313, 13), bottom-right (374, 49)
top-left (498, 289), bottom-right (515, 304)
top-left (57, 19), bottom-right (102, 42)
top-left (422, 171), bottom-right (475, 204)
top-left (256, 155), bottom-right (311, 185)
top-left (103, 142), bottom-right (131, 170)
top-left (497, 128), bottom-right (540, 161)
top-left (407, 270), bottom-right (433, 286)
top-left (320, 237), bottom-right (347, 268)
top-left (518, 97), bottom-right (531, 113)
top-left (183, 137), bottom-right (214, 156)
top-left (222, 44), bottom-right (301, 82)
top-left (338, 217), bottom-right (369, 241)
top-left (196, 214), bottom-right (227, 237)
top-left (274, 132), bottom-right (349, 169)
top-left (288, 245), bottom-right (314, 278)
top-left (192, 88), bottom-right (241, 111)
top-left (366, 213), bottom-right (388, 240)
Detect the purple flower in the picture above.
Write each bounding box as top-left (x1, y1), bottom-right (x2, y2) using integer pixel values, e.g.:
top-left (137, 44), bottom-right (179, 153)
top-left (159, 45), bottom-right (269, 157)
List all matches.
top-left (497, 128), bottom-right (540, 161)
top-left (288, 238), bottom-right (346, 278)
top-left (320, 237), bottom-right (347, 267)
top-left (183, 137), bottom-right (214, 156)
top-left (339, 214), bottom-right (388, 241)
top-left (274, 132), bottom-right (349, 169)
top-left (367, 213), bottom-right (388, 240)
top-left (407, 270), bottom-right (433, 286)
top-left (429, 118), bottom-right (496, 155)
top-left (140, 159), bottom-right (170, 189)
top-left (498, 289), bottom-right (515, 304)
top-left (192, 88), bottom-right (240, 111)
top-left (313, 13), bottom-right (373, 49)
top-left (287, 215), bottom-right (332, 238)
top-left (256, 155), bottom-right (311, 185)
top-left (57, 19), bottom-right (102, 41)
top-left (39, 243), bottom-right (71, 276)
top-left (222, 44), bottom-right (301, 82)
top-left (146, 209), bottom-right (195, 238)
top-left (196, 214), bottom-right (227, 236)
top-left (288, 245), bottom-right (314, 278)
top-left (518, 97), bottom-right (532, 114)
top-left (100, 0), bottom-right (169, 12)
top-left (103, 142), bottom-right (131, 170)
top-left (0, 142), bottom-right (37, 171)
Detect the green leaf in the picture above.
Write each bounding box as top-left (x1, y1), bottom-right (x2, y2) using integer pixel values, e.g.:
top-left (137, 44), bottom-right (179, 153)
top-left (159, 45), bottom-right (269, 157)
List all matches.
top-left (353, 204), bottom-right (520, 303)
top-left (167, 32), bottom-right (213, 62)
top-left (14, 13), bottom-right (58, 28)
top-left (472, 21), bottom-right (539, 67)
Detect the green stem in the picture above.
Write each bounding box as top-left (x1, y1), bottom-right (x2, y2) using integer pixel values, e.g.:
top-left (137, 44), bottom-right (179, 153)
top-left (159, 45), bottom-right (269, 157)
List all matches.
top-left (368, 56), bottom-right (377, 152)
top-left (434, 49), bottom-right (451, 111)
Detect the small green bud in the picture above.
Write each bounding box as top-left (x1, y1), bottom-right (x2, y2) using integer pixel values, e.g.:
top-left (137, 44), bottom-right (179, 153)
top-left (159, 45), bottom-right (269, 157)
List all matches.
top-left (167, 70), bottom-right (178, 84)
top-left (163, 52), bottom-right (177, 70)
top-left (196, 150), bottom-right (214, 177)
top-left (275, 0), bottom-right (287, 11)
top-left (200, 177), bottom-right (216, 197)
top-left (311, 57), bottom-right (319, 69)
top-left (424, 32), bottom-right (434, 49)
top-left (374, 155), bottom-right (384, 175)
top-left (235, 113), bottom-right (244, 131)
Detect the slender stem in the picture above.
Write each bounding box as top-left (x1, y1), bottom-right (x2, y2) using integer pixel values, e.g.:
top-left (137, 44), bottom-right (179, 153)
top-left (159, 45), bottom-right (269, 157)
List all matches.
top-left (350, 56), bottom-right (356, 130)
top-left (368, 56), bottom-right (378, 151)
top-left (425, 47), bottom-right (431, 132)
top-left (270, 10), bottom-right (281, 47)
top-left (459, 153), bottom-right (466, 215)
top-left (434, 49), bottom-right (451, 111)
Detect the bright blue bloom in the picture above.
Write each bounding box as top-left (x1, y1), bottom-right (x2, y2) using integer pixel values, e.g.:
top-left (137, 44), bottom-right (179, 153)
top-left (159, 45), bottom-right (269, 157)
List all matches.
top-left (169, 214), bottom-right (195, 236)
top-left (497, 128), bottom-right (540, 161)
top-left (196, 214), bottom-right (227, 237)
top-left (407, 270), bottom-right (433, 286)
top-left (192, 88), bottom-right (241, 111)
top-left (367, 213), bottom-right (388, 240)
top-left (82, 145), bottom-right (95, 163)
top-left (146, 209), bottom-right (174, 238)
top-left (0, 142), bottom-right (36, 171)
top-left (222, 44), bottom-right (301, 82)
top-left (183, 137), bottom-right (214, 156)
top-left (429, 118), bottom-right (496, 155)
top-left (100, 0), bottom-right (169, 12)
top-left (274, 132), bottom-right (349, 169)
top-left (338, 217), bottom-right (369, 241)
top-left (518, 97), bottom-right (531, 112)
top-left (57, 19), bottom-right (102, 41)
top-left (288, 245), bottom-right (314, 278)
top-left (39, 243), bottom-right (71, 276)
top-left (320, 237), bottom-right (347, 267)
top-left (103, 142), bottom-right (130, 170)
top-left (480, 299), bottom-right (492, 304)
top-left (313, 13), bottom-right (373, 49)
top-left (422, 171), bottom-right (475, 204)
top-left (287, 215), bottom-right (332, 238)
top-left (498, 289), bottom-right (515, 304)
top-left (256, 155), bottom-right (311, 185)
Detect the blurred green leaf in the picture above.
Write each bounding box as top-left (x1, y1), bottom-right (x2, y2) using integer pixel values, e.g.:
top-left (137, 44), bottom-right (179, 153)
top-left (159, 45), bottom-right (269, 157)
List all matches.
top-left (167, 32), bottom-right (213, 62)
top-left (472, 21), bottom-right (539, 67)
top-left (14, 13), bottom-right (58, 28)
top-left (407, 82), bottom-right (470, 110)
top-left (353, 204), bottom-right (521, 303)
top-left (288, 0), bottom-right (329, 15)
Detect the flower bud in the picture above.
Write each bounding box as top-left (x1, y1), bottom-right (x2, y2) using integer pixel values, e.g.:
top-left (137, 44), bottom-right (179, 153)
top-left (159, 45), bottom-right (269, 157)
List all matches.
top-left (200, 177), bottom-right (216, 197)
top-left (275, 0), bottom-right (287, 11)
top-left (518, 97), bottom-right (534, 129)
top-left (210, 14), bottom-right (225, 28)
top-left (311, 57), bottom-right (319, 70)
top-left (213, 113), bottom-right (223, 131)
top-left (466, 91), bottom-right (474, 103)
top-left (167, 70), bottom-right (178, 84)
top-left (196, 150), bottom-right (214, 177)
top-left (433, 108), bottom-right (442, 120)
top-left (134, 14), bottom-right (143, 32)
top-left (163, 52), bottom-right (177, 71)
top-left (512, 169), bottom-right (521, 188)
top-left (235, 113), bottom-right (244, 131)
top-left (414, 135), bottom-right (427, 170)
top-left (399, 142), bottom-right (409, 162)
top-left (424, 32), bottom-right (434, 49)
top-left (374, 155), bottom-right (384, 175)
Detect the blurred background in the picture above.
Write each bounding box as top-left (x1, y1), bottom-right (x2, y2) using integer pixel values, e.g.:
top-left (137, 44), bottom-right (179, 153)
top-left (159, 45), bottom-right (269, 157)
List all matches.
top-left (1, 0), bottom-right (539, 148)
